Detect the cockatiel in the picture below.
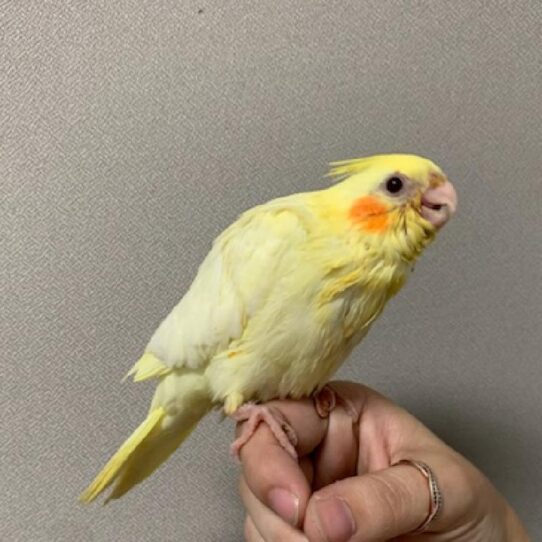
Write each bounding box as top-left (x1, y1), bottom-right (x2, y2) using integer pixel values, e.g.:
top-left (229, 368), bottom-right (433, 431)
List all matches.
top-left (80, 154), bottom-right (457, 503)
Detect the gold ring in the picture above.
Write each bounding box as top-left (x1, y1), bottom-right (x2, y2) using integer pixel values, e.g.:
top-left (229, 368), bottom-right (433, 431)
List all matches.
top-left (392, 459), bottom-right (443, 534)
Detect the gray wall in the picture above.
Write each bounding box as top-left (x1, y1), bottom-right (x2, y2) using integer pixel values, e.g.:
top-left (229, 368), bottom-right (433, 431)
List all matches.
top-left (2, 1), bottom-right (541, 540)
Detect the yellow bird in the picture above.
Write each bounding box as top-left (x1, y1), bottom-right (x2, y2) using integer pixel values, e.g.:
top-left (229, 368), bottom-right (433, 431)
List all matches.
top-left (80, 154), bottom-right (457, 503)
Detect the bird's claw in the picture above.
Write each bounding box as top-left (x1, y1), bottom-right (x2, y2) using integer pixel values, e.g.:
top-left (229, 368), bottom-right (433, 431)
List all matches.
top-left (313, 384), bottom-right (337, 418)
top-left (229, 403), bottom-right (298, 460)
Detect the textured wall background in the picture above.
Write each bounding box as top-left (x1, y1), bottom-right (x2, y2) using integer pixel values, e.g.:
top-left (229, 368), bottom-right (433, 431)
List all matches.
top-left (1, 1), bottom-right (541, 540)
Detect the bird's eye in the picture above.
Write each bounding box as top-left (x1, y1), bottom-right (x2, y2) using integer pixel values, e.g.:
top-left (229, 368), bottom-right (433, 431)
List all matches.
top-left (385, 176), bottom-right (404, 194)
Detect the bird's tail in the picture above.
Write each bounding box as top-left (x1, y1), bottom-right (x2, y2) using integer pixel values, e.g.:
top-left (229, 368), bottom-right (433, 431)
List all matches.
top-left (79, 368), bottom-right (212, 503)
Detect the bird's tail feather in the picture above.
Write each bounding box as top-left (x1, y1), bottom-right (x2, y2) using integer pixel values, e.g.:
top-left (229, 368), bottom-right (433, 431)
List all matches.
top-left (79, 369), bottom-right (211, 503)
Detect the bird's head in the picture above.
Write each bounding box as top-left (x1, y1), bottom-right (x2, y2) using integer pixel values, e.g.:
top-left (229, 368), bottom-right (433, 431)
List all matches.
top-left (326, 153), bottom-right (457, 262)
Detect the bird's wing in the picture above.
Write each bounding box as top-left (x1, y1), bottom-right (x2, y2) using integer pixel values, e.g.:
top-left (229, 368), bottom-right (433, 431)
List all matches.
top-left (127, 197), bottom-right (312, 380)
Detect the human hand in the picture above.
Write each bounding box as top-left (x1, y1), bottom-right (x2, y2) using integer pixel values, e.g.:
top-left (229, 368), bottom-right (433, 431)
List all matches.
top-left (237, 381), bottom-right (530, 541)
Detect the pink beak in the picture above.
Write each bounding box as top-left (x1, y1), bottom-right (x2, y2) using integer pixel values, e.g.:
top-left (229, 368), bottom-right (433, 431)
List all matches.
top-left (420, 180), bottom-right (458, 228)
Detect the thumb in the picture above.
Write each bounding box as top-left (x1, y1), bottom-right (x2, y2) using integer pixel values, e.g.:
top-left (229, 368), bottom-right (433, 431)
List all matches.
top-left (303, 462), bottom-right (433, 542)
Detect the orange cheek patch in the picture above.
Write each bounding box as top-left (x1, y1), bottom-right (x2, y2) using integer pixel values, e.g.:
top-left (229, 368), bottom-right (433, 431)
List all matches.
top-left (349, 196), bottom-right (391, 233)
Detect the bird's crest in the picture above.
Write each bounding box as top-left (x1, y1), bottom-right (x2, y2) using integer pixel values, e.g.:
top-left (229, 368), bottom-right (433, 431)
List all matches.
top-left (327, 155), bottom-right (393, 183)
top-left (327, 154), bottom-right (436, 184)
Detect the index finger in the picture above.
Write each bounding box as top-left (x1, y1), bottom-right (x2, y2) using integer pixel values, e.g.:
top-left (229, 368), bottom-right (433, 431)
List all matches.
top-left (238, 397), bottom-right (328, 527)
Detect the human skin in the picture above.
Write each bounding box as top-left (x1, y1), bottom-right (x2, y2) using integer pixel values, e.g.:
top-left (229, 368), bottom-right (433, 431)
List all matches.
top-left (237, 381), bottom-right (530, 542)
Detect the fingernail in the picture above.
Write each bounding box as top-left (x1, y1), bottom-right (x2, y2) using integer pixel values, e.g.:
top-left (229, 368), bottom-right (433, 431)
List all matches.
top-left (267, 488), bottom-right (299, 526)
top-left (313, 497), bottom-right (356, 542)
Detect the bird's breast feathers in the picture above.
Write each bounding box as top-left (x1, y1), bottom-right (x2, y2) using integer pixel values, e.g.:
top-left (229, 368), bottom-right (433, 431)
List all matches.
top-left (139, 195), bottom-right (408, 401)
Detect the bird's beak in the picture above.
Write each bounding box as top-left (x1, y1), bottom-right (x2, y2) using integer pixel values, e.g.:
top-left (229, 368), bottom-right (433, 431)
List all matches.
top-left (420, 180), bottom-right (458, 228)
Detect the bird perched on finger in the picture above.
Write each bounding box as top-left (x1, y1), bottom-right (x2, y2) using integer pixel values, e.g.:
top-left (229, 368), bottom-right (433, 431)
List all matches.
top-left (80, 153), bottom-right (457, 503)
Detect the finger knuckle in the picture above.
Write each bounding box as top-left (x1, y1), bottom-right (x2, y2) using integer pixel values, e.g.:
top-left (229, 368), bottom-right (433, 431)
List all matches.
top-left (445, 456), bottom-right (486, 509)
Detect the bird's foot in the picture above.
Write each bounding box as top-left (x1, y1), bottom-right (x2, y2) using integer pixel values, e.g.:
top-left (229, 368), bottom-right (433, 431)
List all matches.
top-left (229, 403), bottom-right (298, 460)
top-left (313, 384), bottom-right (337, 418)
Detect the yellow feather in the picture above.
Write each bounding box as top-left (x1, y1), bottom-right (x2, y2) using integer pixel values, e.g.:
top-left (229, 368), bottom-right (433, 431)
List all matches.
top-left (123, 352), bottom-right (172, 382)
top-left (79, 407), bottom-right (165, 503)
top-left (327, 156), bottom-right (378, 180)
top-left (80, 370), bottom-right (212, 503)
